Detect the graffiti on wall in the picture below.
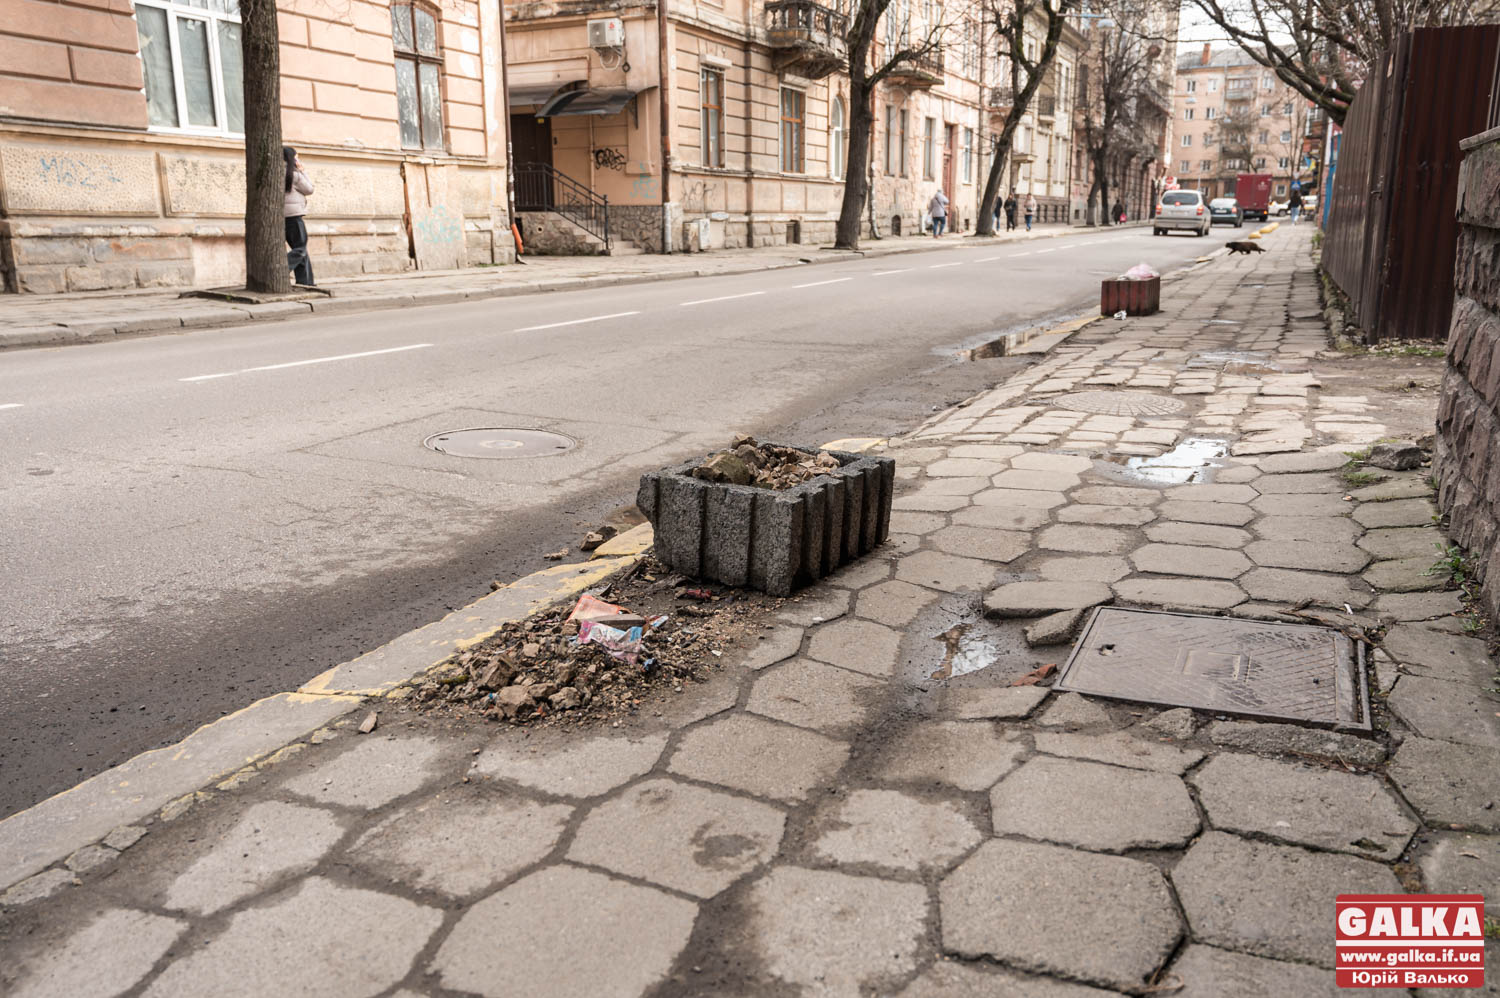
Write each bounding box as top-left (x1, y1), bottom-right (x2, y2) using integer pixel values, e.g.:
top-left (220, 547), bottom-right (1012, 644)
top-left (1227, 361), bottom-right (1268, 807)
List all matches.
top-left (682, 180), bottom-right (719, 214)
top-left (37, 155), bottom-right (124, 189)
top-left (414, 204), bottom-right (463, 246)
top-left (628, 163), bottom-right (660, 202)
top-left (592, 147), bottom-right (627, 172)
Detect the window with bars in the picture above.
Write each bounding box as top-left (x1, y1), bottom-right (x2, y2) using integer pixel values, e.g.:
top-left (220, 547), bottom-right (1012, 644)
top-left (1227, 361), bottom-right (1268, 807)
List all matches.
top-left (135, 0), bottom-right (244, 135)
top-left (701, 67), bottom-right (724, 167)
top-left (830, 97), bottom-right (846, 180)
top-left (779, 88), bottom-right (804, 173)
top-left (391, 3), bottom-right (444, 150)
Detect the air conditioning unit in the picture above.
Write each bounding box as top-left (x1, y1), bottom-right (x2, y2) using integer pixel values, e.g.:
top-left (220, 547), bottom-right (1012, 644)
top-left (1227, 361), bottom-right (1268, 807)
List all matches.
top-left (587, 17), bottom-right (624, 49)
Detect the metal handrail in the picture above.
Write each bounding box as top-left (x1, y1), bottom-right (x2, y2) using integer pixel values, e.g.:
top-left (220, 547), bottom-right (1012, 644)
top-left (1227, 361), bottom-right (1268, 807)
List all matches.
top-left (765, 0), bottom-right (849, 43)
top-left (513, 161), bottom-right (611, 250)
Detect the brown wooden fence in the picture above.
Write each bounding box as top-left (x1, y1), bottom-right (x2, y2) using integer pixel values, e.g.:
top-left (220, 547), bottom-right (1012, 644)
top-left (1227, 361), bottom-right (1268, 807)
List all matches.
top-left (1323, 26), bottom-right (1500, 342)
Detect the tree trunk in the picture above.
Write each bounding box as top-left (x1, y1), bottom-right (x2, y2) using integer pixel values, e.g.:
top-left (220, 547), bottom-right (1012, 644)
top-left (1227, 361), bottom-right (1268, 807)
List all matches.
top-left (976, 138), bottom-right (1008, 236)
top-left (240, 0), bottom-right (289, 294)
top-left (835, 79), bottom-right (874, 249)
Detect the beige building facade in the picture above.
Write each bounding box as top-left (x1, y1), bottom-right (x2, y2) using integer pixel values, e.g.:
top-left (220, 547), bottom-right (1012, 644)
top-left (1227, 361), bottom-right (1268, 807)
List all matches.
top-left (1171, 44), bottom-right (1308, 202)
top-left (503, 0), bottom-right (1086, 251)
top-left (0, 0), bottom-right (514, 294)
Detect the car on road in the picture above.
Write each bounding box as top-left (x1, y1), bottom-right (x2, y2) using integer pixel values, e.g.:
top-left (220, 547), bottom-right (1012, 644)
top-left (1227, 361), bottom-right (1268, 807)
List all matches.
top-left (1153, 189), bottom-right (1210, 237)
top-left (1208, 198), bottom-right (1244, 227)
top-left (1270, 198), bottom-right (1289, 216)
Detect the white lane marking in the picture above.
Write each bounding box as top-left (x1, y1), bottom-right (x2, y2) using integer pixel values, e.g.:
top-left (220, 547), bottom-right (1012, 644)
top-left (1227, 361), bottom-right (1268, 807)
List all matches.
top-left (1008, 251), bottom-right (1033, 257)
top-left (872, 268), bottom-right (912, 276)
top-left (976, 256), bottom-right (1002, 262)
top-left (1033, 247), bottom-right (1058, 254)
top-left (514, 311), bottom-right (640, 332)
top-left (180, 343), bottom-right (433, 382)
top-left (680, 291), bottom-right (765, 306)
top-left (0, 403), bottom-right (23, 410)
top-left (929, 262), bottom-right (964, 269)
top-left (791, 277), bottom-right (853, 289)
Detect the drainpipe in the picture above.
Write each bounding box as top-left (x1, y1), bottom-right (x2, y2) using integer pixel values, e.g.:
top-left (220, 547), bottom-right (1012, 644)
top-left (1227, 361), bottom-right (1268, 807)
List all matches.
top-left (496, 0), bottom-right (517, 247)
top-left (657, 0), bottom-right (672, 252)
top-left (744, 36), bottom-right (755, 246)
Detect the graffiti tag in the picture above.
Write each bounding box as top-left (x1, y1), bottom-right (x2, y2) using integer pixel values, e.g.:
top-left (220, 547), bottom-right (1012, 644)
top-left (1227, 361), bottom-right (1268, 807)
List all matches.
top-left (37, 156), bottom-right (124, 189)
top-left (592, 147), bottom-right (627, 172)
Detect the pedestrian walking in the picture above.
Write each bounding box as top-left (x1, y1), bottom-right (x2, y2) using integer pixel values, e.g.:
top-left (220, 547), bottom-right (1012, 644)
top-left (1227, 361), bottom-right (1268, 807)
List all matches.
top-left (1111, 200), bottom-right (1125, 224)
top-left (1288, 185), bottom-right (1303, 225)
top-left (1023, 193), bottom-right (1037, 232)
top-left (283, 146), bottom-right (315, 286)
top-left (1004, 194), bottom-right (1017, 232)
top-left (928, 189), bottom-right (949, 237)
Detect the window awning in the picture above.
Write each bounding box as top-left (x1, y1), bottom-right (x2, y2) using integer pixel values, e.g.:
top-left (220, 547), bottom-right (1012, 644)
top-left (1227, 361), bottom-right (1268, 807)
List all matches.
top-left (536, 88), bottom-right (637, 117)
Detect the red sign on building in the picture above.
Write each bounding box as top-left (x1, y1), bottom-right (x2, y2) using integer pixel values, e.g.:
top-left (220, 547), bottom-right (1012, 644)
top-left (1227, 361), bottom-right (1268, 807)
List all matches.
top-left (1337, 894), bottom-right (1486, 989)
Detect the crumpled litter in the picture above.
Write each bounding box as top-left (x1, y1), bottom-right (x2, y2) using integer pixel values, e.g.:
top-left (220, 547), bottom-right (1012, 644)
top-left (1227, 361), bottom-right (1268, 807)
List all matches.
top-left (1113, 310), bottom-right (1128, 320)
top-left (568, 594), bottom-right (629, 624)
top-left (1010, 663), bottom-right (1057, 687)
top-left (575, 619), bottom-right (646, 667)
top-left (1123, 262), bottom-right (1159, 280)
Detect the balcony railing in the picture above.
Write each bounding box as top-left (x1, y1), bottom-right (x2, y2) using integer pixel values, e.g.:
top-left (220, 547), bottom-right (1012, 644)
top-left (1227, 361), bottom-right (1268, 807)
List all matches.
top-left (1035, 94), bottom-right (1056, 118)
top-left (887, 45), bottom-right (943, 87)
top-left (989, 86), bottom-right (1014, 110)
top-left (766, 0), bottom-right (848, 79)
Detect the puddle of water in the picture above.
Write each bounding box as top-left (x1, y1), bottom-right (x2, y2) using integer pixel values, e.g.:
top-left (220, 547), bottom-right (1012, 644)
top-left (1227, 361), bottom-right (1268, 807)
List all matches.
top-left (963, 326), bottom-right (1048, 360)
top-left (901, 595), bottom-right (1046, 687)
top-left (1102, 436), bottom-right (1230, 485)
top-left (930, 622), bottom-right (1004, 679)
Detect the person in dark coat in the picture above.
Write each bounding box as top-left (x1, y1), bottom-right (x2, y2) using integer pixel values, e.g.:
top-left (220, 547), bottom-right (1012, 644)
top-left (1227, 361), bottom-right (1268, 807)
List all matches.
top-left (1003, 194), bottom-right (1018, 231)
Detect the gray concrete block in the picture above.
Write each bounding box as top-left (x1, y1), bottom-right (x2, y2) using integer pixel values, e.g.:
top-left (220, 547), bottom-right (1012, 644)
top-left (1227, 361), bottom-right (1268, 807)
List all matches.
top-left (703, 485), bottom-right (753, 586)
top-left (635, 471), bottom-right (659, 522)
top-left (875, 457), bottom-right (896, 542)
top-left (657, 472), bottom-right (708, 577)
top-left (751, 490), bottom-right (804, 596)
top-left (822, 475), bottom-right (846, 575)
top-left (839, 465), bottom-right (865, 561)
top-left (801, 482), bottom-right (828, 581)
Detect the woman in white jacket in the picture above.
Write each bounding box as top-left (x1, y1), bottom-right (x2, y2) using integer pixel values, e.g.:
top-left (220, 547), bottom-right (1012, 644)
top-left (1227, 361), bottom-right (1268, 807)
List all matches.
top-left (282, 146), bottom-right (315, 286)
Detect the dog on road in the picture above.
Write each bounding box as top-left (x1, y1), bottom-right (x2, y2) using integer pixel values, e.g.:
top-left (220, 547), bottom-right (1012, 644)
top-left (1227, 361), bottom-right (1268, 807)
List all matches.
top-left (1226, 240), bottom-right (1265, 255)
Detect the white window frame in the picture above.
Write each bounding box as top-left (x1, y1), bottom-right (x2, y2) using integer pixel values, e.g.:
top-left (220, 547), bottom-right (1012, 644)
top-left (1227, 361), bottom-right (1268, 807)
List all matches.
top-left (1183, 108), bottom-right (1194, 120)
top-left (1185, 79), bottom-right (1196, 93)
top-left (829, 96), bottom-right (846, 180)
top-left (1208, 79), bottom-right (1218, 92)
top-left (962, 126), bottom-right (973, 182)
top-left (700, 66), bottom-right (725, 168)
top-left (136, 0), bottom-right (243, 137)
top-left (1181, 134), bottom-right (1192, 147)
top-left (1205, 106), bottom-right (1216, 119)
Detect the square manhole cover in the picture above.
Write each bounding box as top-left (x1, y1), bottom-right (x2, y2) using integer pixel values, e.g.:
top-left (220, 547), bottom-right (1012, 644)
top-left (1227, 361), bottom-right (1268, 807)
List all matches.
top-left (1056, 607), bottom-right (1369, 730)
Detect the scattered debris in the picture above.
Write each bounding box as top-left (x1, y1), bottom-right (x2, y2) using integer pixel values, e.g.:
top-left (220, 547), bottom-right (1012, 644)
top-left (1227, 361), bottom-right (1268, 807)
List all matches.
top-left (1123, 262), bottom-right (1159, 280)
top-left (1113, 310), bottom-right (1128, 320)
top-left (1011, 663), bottom-right (1058, 687)
top-left (404, 558), bottom-right (784, 728)
top-left (690, 435), bottom-right (841, 490)
top-left (543, 547), bottom-right (569, 561)
top-left (358, 712), bottom-right (378, 734)
top-left (580, 525), bottom-right (619, 551)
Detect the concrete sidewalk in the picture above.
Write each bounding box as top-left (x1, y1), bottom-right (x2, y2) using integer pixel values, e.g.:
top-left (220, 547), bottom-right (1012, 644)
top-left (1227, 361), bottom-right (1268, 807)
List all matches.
top-left (4, 225), bottom-right (1498, 998)
top-left (0, 222), bottom-right (1104, 352)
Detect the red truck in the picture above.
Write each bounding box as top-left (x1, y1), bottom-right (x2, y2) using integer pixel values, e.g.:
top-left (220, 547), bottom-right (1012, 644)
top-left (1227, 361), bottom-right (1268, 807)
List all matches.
top-left (1234, 173), bottom-right (1273, 222)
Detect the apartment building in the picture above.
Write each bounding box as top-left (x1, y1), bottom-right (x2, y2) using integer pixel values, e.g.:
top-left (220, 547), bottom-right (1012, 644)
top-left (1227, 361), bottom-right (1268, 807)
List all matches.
top-left (0, 0), bottom-right (513, 294)
top-left (1171, 44), bottom-right (1309, 202)
top-left (504, 0), bottom-right (1037, 251)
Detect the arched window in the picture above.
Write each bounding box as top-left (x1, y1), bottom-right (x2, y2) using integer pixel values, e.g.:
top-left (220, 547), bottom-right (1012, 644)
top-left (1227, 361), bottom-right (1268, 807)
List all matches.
top-left (830, 97), bottom-right (846, 180)
top-left (391, 3), bottom-right (444, 150)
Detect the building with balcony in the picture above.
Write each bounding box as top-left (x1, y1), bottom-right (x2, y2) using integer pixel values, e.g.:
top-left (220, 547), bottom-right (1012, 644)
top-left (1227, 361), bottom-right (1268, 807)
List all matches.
top-left (0, 0), bottom-right (514, 293)
top-left (1171, 44), bottom-right (1311, 202)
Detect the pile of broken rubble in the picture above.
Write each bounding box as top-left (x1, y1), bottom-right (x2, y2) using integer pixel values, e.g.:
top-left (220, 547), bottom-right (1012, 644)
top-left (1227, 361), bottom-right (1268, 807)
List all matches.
top-left (404, 558), bottom-right (780, 726)
top-left (690, 435), bottom-right (842, 490)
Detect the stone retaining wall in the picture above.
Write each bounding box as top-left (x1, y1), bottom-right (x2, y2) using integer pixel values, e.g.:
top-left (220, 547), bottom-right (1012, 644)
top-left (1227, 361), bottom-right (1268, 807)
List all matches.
top-left (1435, 125), bottom-right (1500, 621)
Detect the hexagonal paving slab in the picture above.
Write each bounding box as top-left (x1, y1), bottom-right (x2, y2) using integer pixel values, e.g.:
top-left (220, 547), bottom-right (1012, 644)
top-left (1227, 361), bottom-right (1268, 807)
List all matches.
top-left (941, 839), bottom-right (1182, 992)
top-left (812, 789), bottom-right (981, 871)
top-left (1130, 543), bottom-right (1252, 579)
top-left (875, 721), bottom-right (1025, 791)
top-left (668, 713), bottom-right (849, 802)
top-left (746, 658), bottom-right (883, 732)
top-left (989, 757), bottom-right (1200, 851)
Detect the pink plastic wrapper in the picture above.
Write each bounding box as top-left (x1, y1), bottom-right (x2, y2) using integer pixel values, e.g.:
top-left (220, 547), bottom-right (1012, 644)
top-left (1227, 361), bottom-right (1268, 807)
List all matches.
top-left (575, 619), bottom-right (645, 667)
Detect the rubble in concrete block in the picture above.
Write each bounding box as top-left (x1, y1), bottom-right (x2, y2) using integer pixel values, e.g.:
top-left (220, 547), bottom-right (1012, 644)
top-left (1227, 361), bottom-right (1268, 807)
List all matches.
top-left (690, 435), bottom-right (841, 490)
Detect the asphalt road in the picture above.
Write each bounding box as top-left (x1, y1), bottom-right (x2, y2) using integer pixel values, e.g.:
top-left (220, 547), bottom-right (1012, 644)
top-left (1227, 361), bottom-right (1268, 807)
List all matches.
top-left (0, 224), bottom-right (1244, 817)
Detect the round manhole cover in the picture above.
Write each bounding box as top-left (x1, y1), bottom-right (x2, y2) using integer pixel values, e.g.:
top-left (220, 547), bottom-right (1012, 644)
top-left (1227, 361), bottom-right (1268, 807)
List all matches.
top-left (1052, 391), bottom-right (1187, 416)
top-left (423, 427), bottom-right (577, 459)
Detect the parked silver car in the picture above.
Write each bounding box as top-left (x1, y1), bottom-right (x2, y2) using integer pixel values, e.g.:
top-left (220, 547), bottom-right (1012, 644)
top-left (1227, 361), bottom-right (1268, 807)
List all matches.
top-left (1153, 190), bottom-right (1210, 237)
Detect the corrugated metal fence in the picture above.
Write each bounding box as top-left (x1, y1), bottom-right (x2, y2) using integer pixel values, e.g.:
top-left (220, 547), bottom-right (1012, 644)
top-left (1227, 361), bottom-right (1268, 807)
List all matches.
top-left (1323, 26), bottom-right (1500, 342)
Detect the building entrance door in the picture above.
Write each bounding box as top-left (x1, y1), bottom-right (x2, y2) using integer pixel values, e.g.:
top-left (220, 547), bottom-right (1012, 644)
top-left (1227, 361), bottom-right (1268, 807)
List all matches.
top-left (942, 124), bottom-right (957, 225)
top-left (511, 114), bottom-right (554, 210)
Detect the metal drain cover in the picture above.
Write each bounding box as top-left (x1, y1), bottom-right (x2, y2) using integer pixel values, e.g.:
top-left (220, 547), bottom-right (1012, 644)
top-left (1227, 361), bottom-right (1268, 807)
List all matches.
top-left (1053, 391), bottom-right (1187, 416)
top-left (1056, 607), bottom-right (1368, 729)
top-left (423, 427), bottom-right (577, 459)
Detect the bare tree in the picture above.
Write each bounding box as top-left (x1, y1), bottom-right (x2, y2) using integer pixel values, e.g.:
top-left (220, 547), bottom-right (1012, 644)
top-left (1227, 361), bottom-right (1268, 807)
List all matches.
top-left (239, 0), bottom-right (289, 293)
top-left (834, 0), bottom-right (958, 249)
top-left (1075, 21), bottom-right (1153, 225)
top-left (973, 0), bottom-right (1074, 236)
top-left (1188, 0), bottom-right (1499, 124)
